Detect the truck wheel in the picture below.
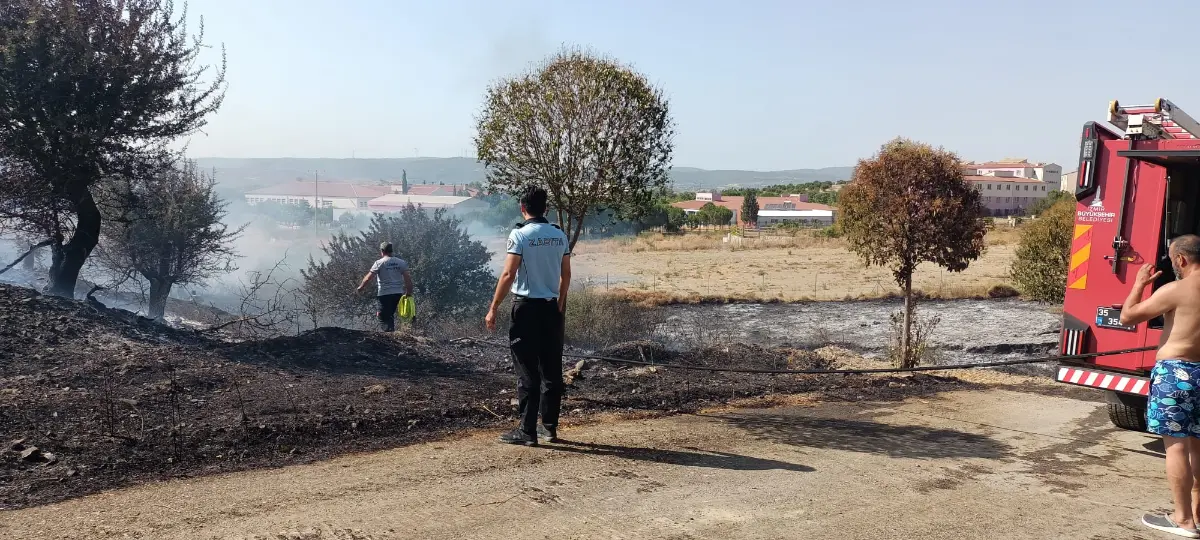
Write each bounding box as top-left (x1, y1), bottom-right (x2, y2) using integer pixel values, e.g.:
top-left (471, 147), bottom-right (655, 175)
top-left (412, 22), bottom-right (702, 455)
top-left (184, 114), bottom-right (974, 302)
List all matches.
top-left (1106, 391), bottom-right (1148, 432)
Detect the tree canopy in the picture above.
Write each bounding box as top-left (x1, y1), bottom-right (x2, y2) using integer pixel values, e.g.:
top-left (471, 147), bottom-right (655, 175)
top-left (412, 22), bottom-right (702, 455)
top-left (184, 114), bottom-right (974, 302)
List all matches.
top-left (474, 47), bottom-right (675, 251)
top-left (302, 206), bottom-right (494, 327)
top-left (1024, 190), bottom-right (1072, 217)
top-left (1011, 198), bottom-right (1075, 302)
top-left (96, 158), bottom-right (243, 320)
top-left (839, 138), bottom-right (987, 367)
top-left (0, 0), bottom-right (226, 296)
top-left (740, 190), bottom-right (759, 225)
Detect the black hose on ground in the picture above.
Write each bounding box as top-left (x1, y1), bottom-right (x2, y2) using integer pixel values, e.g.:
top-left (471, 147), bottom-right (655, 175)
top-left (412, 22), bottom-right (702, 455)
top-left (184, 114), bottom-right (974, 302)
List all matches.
top-left (450, 338), bottom-right (1157, 376)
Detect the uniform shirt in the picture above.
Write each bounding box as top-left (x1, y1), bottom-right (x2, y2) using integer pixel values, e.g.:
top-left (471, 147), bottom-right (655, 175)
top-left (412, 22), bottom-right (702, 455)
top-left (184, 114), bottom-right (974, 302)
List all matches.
top-left (506, 217), bottom-right (570, 299)
top-left (370, 256), bottom-right (409, 296)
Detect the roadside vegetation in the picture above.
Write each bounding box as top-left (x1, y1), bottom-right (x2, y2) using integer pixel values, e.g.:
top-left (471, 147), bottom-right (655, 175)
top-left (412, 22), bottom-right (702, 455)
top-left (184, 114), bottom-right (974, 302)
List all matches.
top-left (1011, 198), bottom-right (1075, 302)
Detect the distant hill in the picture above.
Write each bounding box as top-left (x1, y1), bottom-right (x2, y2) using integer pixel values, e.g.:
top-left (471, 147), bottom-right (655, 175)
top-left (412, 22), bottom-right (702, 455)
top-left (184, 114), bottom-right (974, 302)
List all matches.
top-left (193, 157), bottom-right (854, 193)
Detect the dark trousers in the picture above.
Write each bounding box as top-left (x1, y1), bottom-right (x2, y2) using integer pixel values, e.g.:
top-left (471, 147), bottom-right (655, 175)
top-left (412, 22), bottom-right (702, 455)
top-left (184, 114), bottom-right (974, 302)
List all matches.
top-left (376, 293), bottom-right (402, 332)
top-left (509, 298), bottom-right (565, 435)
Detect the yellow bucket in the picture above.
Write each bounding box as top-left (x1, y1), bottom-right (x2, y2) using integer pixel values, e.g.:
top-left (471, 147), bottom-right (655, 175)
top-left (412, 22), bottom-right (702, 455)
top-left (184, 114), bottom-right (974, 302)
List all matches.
top-left (396, 295), bottom-right (416, 322)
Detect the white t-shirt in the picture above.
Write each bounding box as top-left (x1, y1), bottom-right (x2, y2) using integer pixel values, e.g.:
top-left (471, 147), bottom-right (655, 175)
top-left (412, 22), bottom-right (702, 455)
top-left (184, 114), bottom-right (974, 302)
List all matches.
top-left (370, 256), bottom-right (409, 296)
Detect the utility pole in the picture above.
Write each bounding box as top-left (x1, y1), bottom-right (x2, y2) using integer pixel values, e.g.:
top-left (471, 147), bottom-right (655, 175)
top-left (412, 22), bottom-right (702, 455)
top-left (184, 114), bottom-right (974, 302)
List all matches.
top-left (314, 170), bottom-right (319, 239)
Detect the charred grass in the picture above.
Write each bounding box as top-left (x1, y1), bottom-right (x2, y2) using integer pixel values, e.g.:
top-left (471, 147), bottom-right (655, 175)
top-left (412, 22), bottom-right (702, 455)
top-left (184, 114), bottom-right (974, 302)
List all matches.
top-left (0, 284), bottom-right (969, 509)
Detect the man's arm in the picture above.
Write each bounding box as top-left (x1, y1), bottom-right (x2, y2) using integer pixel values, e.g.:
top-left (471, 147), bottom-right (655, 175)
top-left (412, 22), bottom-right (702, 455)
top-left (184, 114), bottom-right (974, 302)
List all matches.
top-left (402, 270), bottom-right (414, 297)
top-left (558, 254), bottom-right (572, 313)
top-left (1120, 263), bottom-right (1170, 326)
top-left (490, 254), bottom-right (521, 312)
top-left (356, 271), bottom-right (375, 292)
top-left (485, 253), bottom-right (521, 331)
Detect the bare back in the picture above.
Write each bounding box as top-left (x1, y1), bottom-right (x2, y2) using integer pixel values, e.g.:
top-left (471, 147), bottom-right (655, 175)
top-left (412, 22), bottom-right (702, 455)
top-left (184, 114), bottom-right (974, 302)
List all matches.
top-left (1156, 276), bottom-right (1200, 362)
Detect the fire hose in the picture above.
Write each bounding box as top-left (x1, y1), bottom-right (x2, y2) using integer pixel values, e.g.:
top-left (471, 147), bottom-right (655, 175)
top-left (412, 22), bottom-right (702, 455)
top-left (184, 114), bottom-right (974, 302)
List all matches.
top-left (451, 339), bottom-right (1158, 376)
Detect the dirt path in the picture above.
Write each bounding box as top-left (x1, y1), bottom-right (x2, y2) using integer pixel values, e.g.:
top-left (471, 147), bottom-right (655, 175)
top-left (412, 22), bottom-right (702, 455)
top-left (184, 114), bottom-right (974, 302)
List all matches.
top-left (0, 388), bottom-right (1169, 540)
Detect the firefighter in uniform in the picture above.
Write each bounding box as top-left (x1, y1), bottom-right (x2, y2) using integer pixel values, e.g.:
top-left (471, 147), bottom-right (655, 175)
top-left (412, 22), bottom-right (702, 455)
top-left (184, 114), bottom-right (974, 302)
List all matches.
top-left (486, 185), bottom-right (572, 446)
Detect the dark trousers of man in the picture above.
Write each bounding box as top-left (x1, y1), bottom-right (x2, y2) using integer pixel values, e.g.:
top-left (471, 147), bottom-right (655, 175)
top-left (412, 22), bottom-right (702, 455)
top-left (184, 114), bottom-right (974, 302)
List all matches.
top-left (509, 297), bottom-right (565, 436)
top-left (376, 293), bottom-right (402, 332)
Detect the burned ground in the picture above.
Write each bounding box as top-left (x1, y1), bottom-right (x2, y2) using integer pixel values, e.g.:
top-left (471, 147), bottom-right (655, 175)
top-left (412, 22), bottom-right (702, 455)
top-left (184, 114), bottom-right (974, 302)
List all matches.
top-left (0, 284), bottom-right (969, 509)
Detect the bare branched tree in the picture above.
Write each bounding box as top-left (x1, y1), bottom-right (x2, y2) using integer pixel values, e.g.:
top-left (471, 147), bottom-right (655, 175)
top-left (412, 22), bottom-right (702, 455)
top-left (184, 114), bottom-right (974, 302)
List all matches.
top-left (95, 157), bottom-right (244, 320)
top-left (0, 0), bottom-right (226, 297)
top-left (474, 47), bottom-right (675, 251)
top-left (203, 258), bottom-right (309, 338)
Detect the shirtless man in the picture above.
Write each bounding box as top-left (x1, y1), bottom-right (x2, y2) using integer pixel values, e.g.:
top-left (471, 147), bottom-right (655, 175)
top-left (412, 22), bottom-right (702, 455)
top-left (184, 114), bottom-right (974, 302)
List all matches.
top-left (1120, 234), bottom-right (1200, 538)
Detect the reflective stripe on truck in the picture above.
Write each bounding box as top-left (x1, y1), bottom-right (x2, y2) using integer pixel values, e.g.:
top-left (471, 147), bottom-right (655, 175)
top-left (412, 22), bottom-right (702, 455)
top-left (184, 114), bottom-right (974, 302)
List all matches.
top-left (1056, 366), bottom-right (1150, 395)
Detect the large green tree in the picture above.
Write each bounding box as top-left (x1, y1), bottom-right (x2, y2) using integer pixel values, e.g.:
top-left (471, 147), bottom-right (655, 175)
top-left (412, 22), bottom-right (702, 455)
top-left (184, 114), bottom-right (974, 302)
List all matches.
top-left (0, 0), bottom-right (226, 297)
top-left (474, 47), bottom-right (675, 251)
top-left (1011, 198), bottom-right (1075, 302)
top-left (839, 138), bottom-right (988, 367)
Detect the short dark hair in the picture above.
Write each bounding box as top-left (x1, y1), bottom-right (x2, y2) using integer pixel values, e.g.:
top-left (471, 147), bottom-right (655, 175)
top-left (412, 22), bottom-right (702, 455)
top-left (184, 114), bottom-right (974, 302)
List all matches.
top-left (379, 241), bottom-right (393, 255)
top-left (1172, 234), bottom-right (1200, 262)
top-left (519, 184), bottom-right (548, 217)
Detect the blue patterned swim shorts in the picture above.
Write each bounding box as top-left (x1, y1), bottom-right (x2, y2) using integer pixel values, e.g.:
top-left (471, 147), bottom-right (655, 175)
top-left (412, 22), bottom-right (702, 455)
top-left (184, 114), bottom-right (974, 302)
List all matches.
top-left (1148, 359), bottom-right (1200, 438)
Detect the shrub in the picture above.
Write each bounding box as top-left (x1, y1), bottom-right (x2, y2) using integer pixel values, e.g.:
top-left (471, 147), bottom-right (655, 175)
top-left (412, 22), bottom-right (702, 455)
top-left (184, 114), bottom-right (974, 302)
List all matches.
top-left (986, 284), bottom-right (1021, 299)
top-left (487, 284), bottom-right (662, 349)
top-left (1010, 198), bottom-right (1075, 302)
top-left (886, 309), bottom-right (941, 367)
top-left (815, 224), bottom-right (841, 238)
top-left (302, 206), bottom-right (494, 327)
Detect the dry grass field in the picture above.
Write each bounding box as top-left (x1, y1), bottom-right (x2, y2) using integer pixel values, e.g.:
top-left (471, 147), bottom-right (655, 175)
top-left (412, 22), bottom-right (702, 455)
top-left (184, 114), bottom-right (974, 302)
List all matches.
top-left (568, 226), bottom-right (1024, 304)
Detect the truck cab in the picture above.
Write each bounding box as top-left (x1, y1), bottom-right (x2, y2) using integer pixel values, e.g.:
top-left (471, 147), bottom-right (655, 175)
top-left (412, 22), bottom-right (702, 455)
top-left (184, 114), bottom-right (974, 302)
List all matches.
top-left (1056, 99), bottom-right (1200, 430)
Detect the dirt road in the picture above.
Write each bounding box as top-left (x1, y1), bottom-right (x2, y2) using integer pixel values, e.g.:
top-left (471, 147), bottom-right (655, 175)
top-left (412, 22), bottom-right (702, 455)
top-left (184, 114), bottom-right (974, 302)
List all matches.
top-left (0, 388), bottom-right (1170, 540)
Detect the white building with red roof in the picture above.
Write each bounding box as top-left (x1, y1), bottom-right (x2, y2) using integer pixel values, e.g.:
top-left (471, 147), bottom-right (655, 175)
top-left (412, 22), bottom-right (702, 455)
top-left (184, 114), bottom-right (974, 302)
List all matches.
top-left (244, 181), bottom-right (391, 210)
top-left (963, 159), bottom-right (1063, 190)
top-left (671, 192), bottom-right (835, 226)
top-left (963, 175), bottom-right (1056, 216)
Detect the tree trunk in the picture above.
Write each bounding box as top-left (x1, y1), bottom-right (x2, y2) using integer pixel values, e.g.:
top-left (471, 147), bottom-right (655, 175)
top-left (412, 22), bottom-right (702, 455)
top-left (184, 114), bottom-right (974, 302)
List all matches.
top-left (47, 189), bottom-right (102, 298)
top-left (901, 272), bottom-right (915, 369)
top-left (147, 278), bottom-right (172, 321)
top-left (568, 212), bottom-right (586, 253)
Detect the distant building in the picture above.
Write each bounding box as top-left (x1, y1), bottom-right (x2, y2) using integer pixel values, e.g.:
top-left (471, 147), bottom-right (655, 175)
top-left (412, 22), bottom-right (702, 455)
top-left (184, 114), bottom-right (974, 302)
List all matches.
top-left (963, 159), bottom-right (1063, 189)
top-left (244, 181), bottom-right (391, 210)
top-left (964, 175), bottom-right (1054, 216)
top-left (366, 194), bottom-right (488, 214)
top-left (397, 184), bottom-right (479, 197)
top-left (671, 191), bottom-right (835, 226)
top-left (1060, 170), bottom-right (1077, 193)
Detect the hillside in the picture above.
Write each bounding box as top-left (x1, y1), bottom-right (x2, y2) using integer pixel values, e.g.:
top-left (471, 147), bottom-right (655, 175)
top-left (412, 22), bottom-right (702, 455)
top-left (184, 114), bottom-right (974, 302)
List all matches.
top-left (193, 157), bottom-right (854, 192)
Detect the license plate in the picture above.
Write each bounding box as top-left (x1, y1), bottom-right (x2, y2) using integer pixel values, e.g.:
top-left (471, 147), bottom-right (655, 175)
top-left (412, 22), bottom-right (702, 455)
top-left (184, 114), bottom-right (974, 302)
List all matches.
top-left (1096, 307), bottom-right (1136, 332)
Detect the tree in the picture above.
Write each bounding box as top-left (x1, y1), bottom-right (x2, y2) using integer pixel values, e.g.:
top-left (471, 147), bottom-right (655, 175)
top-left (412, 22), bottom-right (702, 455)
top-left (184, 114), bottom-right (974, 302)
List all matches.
top-left (475, 47), bottom-right (675, 251)
top-left (839, 138), bottom-right (988, 368)
top-left (95, 158), bottom-right (243, 320)
top-left (0, 0), bottom-right (226, 297)
top-left (302, 206), bottom-right (493, 326)
top-left (696, 202), bottom-right (733, 227)
top-left (741, 190), bottom-right (760, 225)
top-left (1011, 198), bottom-right (1075, 302)
top-left (665, 206), bottom-right (687, 233)
top-left (1024, 190), bottom-right (1071, 217)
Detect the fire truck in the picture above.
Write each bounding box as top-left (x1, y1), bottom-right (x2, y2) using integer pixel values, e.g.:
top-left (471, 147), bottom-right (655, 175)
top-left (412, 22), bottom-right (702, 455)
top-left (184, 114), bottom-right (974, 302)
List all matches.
top-left (1055, 98), bottom-right (1200, 430)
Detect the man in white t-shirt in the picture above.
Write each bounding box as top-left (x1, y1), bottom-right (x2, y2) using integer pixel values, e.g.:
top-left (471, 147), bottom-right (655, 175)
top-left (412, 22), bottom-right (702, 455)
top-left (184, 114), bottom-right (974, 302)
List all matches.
top-left (357, 241), bottom-right (414, 332)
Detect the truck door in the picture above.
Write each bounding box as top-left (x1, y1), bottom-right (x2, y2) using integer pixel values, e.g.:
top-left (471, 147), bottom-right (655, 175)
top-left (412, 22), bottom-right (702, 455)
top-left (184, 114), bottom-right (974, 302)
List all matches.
top-left (1074, 139), bottom-right (1167, 372)
top-left (1118, 144), bottom-right (1200, 367)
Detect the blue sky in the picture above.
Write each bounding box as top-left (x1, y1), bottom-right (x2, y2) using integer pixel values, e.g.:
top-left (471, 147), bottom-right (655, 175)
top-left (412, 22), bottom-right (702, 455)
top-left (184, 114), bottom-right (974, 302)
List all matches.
top-left (184, 0), bottom-right (1200, 171)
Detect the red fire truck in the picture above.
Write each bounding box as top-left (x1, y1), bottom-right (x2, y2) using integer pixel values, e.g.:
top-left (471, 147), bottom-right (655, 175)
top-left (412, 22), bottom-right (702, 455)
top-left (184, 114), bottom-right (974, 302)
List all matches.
top-left (1055, 98), bottom-right (1200, 430)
